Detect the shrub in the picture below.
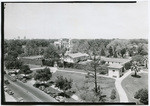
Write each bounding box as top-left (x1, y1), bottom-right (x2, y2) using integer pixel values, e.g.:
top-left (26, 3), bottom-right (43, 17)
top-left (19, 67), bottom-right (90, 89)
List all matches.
top-left (134, 88), bottom-right (148, 104)
top-left (110, 89), bottom-right (116, 100)
top-left (124, 62), bottom-right (132, 70)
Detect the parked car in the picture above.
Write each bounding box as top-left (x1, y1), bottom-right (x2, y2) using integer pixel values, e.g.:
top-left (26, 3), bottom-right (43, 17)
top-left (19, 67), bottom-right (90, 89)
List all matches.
top-left (17, 97), bottom-right (24, 102)
top-left (55, 96), bottom-right (65, 102)
top-left (85, 72), bottom-right (94, 78)
top-left (22, 78), bottom-right (27, 83)
top-left (4, 86), bottom-right (9, 92)
top-left (44, 88), bottom-right (51, 94)
top-left (39, 86), bottom-right (45, 91)
top-left (10, 77), bottom-right (17, 82)
top-left (7, 90), bottom-right (14, 95)
top-left (4, 80), bottom-right (10, 85)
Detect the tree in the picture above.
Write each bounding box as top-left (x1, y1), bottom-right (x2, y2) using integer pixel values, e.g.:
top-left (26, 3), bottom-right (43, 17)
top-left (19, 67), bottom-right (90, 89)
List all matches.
top-left (132, 55), bottom-right (144, 65)
top-left (134, 88), bottom-right (148, 104)
top-left (108, 46), bottom-right (113, 57)
top-left (19, 65), bottom-right (32, 76)
top-left (131, 61), bottom-right (140, 77)
top-left (59, 48), bottom-right (67, 68)
top-left (120, 48), bottom-right (126, 57)
top-left (86, 40), bottom-right (102, 93)
top-left (5, 59), bottom-right (22, 69)
top-left (101, 48), bottom-right (105, 56)
top-left (110, 89), bottom-right (116, 100)
top-left (55, 76), bottom-right (73, 94)
top-left (107, 39), bottom-right (129, 58)
top-left (44, 44), bottom-right (60, 59)
top-left (34, 67), bottom-right (52, 82)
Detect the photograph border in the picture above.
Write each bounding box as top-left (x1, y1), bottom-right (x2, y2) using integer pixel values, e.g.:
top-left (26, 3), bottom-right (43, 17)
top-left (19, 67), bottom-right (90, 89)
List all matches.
top-left (1, 1), bottom-right (137, 105)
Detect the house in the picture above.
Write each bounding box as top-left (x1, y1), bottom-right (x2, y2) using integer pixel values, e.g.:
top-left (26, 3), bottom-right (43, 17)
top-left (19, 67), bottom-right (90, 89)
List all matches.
top-left (19, 55), bottom-right (43, 66)
top-left (64, 52), bottom-right (89, 63)
top-left (101, 57), bottom-right (132, 78)
top-left (108, 64), bottom-right (124, 78)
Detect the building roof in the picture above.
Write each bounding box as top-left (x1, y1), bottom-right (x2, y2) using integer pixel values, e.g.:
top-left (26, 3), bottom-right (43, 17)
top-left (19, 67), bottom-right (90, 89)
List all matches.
top-left (21, 55), bottom-right (43, 59)
top-left (101, 56), bottom-right (131, 64)
top-left (108, 64), bottom-right (123, 69)
top-left (65, 52), bottom-right (89, 58)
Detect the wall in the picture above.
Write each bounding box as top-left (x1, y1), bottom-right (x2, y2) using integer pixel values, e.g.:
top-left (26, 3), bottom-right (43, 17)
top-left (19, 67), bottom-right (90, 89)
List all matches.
top-left (108, 68), bottom-right (121, 78)
top-left (20, 58), bottom-right (43, 66)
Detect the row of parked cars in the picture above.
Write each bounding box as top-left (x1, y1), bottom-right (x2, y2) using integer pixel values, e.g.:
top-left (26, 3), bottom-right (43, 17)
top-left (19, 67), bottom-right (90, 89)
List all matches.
top-left (4, 86), bottom-right (14, 95)
top-left (4, 79), bottom-right (24, 102)
top-left (34, 84), bottom-right (65, 102)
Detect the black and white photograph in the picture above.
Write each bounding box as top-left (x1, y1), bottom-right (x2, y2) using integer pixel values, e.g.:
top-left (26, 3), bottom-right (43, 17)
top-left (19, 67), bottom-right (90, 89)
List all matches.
top-left (1, 0), bottom-right (149, 105)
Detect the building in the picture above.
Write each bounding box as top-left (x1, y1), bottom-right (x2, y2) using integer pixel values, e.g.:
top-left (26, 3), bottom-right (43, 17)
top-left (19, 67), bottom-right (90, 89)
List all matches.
top-left (108, 64), bottom-right (124, 78)
top-left (54, 39), bottom-right (73, 51)
top-left (64, 52), bottom-right (89, 63)
top-left (101, 57), bottom-right (132, 78)
top-left (19, 55), bottom-right (43, 66)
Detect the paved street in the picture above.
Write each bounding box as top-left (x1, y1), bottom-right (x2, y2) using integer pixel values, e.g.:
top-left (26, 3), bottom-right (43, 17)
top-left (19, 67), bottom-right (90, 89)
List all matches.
top-left (5, 74), bottom-right (57, 102)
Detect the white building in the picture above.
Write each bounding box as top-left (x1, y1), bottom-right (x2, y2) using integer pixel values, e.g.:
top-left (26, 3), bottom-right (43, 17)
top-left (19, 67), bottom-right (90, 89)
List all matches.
top-left (101, 57), bottom-right (132, 78)
top-left (64, 52), bottom-right (89, 63)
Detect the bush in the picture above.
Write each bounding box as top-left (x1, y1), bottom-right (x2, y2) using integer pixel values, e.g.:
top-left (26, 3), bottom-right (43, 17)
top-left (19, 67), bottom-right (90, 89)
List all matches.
top-left (110, 89), bottom-right (116, 100)
top-left (124, 62), bottom-right (132, 70)
top-left (134, 88), bottom-right (148, 104)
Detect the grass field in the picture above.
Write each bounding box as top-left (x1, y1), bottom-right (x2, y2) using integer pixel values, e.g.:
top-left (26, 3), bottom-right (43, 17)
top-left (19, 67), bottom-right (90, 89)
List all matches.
top-left (121, 73), bottom-right (148, 103)
top-left (51, 71), bottom-right (119, 102)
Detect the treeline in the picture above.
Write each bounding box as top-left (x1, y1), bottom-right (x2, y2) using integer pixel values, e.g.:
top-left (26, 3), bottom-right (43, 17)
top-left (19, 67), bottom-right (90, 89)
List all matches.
top-left (71, 39), bottom-right (148, 58)
top-left (4, 38), bottom-right (148, 69)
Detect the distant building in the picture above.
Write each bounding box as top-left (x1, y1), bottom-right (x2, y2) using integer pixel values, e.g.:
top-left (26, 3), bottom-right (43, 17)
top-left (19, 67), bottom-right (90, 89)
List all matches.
top-left (64, 52), bottom-right (89, 63)
top-left (54, 39), bottom-right (72, 51)
top-left (101, 57), bottom-right (132, 78)
top-left (19, 55), bottom-right (43, 66)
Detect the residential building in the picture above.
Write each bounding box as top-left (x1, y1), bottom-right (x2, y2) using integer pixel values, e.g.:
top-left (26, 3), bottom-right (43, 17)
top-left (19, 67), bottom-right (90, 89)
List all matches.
top-left (19, 55), bottom-right (43, 66)
top-left (64, 52), bottom-right (89, 63)
top-left (101, 56), bottom-right (132, 78)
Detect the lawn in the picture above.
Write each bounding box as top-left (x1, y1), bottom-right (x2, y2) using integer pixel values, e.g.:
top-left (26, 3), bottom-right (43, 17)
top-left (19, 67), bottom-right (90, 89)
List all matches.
top-left (121, 73), bottom-right (148, 103)
top-left (51, 71), bottom-right (119, 102)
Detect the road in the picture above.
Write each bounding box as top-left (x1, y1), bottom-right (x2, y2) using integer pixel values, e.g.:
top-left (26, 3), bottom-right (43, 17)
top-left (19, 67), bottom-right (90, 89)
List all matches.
top-left (5, 78), bottom-right (41, 102)
top-left (5, 74), bottom-right (57, 102)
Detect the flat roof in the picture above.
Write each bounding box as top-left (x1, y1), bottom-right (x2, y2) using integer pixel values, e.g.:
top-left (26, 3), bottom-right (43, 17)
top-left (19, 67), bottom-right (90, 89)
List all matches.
top-left (21, 55), bottom-right (43, 59)
top-left (101, 56), bottom-right (131, 64)
top-left (108, 64), bottom-right (123, 69)
top-left (65, 52), bottom-right (89, 58)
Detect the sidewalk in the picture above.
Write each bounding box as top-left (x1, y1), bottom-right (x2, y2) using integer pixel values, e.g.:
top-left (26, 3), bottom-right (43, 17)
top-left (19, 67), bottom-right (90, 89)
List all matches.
top-left (57, 69), bottom-right (115, 79)
top-left (115, 70), bottom-right (132, 102)
top-left (5, 92), bottom-right (16, 102)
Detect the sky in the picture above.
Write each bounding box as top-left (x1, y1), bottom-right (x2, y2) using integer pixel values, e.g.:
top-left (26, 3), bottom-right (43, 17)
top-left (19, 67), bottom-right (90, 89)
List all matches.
top-left (4, 1), bottom-right (149, 39)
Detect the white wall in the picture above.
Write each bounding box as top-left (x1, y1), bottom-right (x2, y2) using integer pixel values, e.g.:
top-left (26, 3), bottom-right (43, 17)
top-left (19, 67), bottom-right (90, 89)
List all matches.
top-left (108, 68), bottom-right (120, 78)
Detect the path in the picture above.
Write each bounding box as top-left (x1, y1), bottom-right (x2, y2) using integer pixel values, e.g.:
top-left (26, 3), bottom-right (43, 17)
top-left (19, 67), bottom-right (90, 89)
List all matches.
top-left (115, 70), bottom-right (132, 102)
top-left (57, 69), bottom-right (115, 79)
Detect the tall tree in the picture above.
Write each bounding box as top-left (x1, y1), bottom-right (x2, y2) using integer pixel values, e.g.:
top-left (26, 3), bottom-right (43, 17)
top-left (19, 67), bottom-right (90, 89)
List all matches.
top-left (86, 40), bottom-right (101, 93)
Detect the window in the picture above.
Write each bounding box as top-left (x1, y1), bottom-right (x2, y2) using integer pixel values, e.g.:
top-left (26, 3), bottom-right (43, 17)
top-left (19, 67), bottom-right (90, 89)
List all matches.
top-left (113, 70), bottom-right (115, 72)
